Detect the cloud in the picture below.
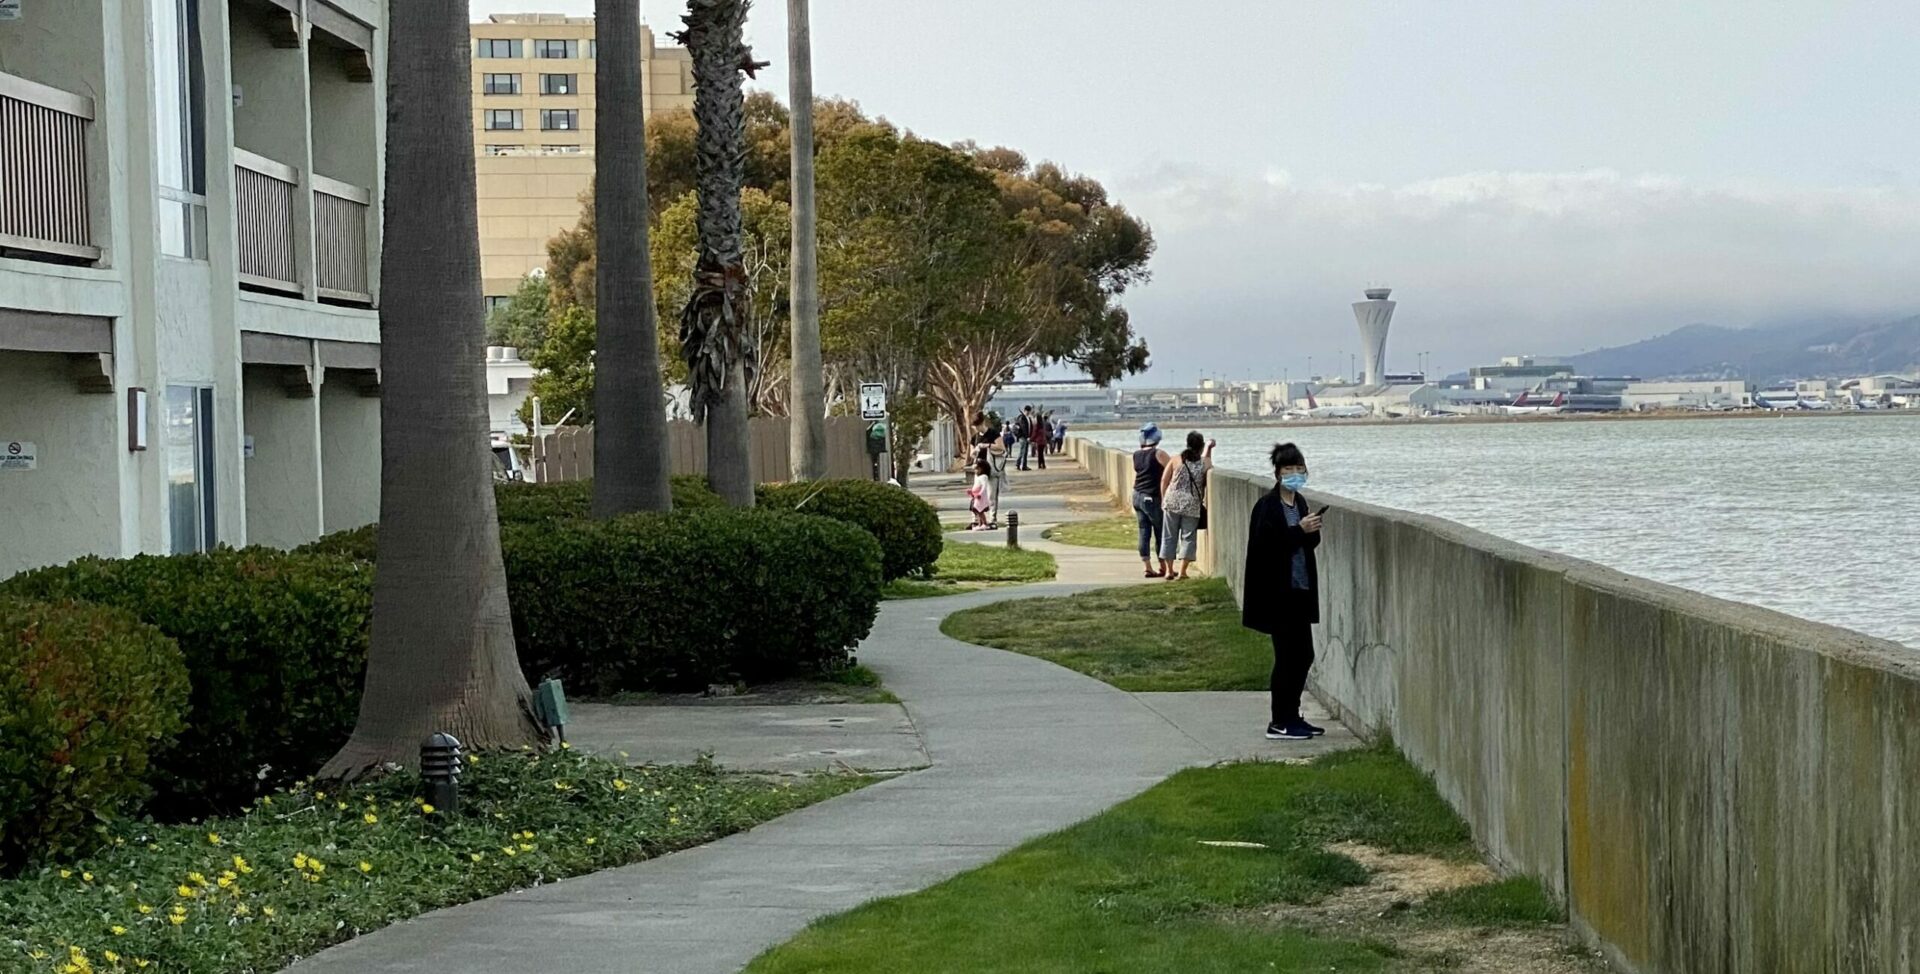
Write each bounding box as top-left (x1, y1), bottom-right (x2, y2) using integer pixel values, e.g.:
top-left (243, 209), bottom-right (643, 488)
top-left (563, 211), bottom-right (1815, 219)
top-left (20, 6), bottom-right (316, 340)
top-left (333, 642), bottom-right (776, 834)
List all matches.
top-left (1108, 167), bottom-right (1920, 380)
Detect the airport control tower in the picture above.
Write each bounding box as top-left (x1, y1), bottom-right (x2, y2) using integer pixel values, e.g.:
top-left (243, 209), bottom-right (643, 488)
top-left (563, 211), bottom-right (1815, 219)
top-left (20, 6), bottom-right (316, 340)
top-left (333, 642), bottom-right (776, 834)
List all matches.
top-left (1352, 287), bottom-right (1396, 387)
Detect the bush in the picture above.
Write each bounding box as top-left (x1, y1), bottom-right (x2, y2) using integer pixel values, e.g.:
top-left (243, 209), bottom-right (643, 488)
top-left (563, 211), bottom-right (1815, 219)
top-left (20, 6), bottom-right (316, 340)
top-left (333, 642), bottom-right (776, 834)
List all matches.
top-left (296, 523), bottom-right (377, 561)
top-left (495, 476), bottom-right (724, 526)
top-left (0, 599), bottom-right (188, 872)
top-left (505, 509), bottom-right (883, 693)
top-left (0, 549), bottom-right (373, 816)
top-left (757, 479), bottom-right (942, 580)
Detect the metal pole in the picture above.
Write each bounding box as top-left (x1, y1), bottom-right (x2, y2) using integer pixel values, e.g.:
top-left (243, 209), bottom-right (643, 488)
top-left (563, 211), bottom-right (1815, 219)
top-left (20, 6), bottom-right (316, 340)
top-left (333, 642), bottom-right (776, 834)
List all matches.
top-left (1006, 511), bottom-right (1019, 549)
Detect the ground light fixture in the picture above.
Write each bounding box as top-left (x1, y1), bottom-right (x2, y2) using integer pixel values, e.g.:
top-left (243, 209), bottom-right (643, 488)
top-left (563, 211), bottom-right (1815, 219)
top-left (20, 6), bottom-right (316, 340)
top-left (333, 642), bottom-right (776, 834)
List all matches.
top-left (420, 733), bottom-right (464, 815)
top-left (1006, 511), bottom-right (1020, 549)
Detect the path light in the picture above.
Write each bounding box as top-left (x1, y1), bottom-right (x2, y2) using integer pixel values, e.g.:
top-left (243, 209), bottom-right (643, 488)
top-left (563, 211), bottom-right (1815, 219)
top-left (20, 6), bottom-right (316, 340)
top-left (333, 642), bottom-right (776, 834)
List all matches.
top-left (1006, 511), bottom-right (1019, 549)
top-left (534, 679), bottom-right (570, 746)
top-left (420, 733), bottom-right (463, 815)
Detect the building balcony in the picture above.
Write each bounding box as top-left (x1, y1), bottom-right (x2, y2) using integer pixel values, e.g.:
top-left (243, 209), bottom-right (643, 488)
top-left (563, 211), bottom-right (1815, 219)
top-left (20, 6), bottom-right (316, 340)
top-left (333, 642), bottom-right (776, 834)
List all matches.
top-left (313, 174), bottom-right (371, 303)
top-left (233, 149), bottom-right (373, 305)
top-left (0, 70), bottom-right (98, 265)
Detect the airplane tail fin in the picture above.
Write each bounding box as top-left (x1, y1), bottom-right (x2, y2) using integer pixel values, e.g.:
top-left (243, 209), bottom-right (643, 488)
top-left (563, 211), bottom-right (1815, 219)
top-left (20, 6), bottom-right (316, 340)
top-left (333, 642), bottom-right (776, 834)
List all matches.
top-left (1551, 392), bottom-right (1567, 407)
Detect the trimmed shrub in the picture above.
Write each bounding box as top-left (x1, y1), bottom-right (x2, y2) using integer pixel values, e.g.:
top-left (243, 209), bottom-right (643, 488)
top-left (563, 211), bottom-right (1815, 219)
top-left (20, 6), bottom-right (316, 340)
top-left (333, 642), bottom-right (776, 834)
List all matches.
top-left (0, 549), bottom-right (373, 816)
top-left (495, 476), bottom-right (724, 526)
top-left (295, 523), bottom-right (377, 561)
top-left (0, 599), bottom-right (188, 872)
top-left (757, 479), bottom-right (942, 580)
top-left (505, 509), bottom-right (883, 693)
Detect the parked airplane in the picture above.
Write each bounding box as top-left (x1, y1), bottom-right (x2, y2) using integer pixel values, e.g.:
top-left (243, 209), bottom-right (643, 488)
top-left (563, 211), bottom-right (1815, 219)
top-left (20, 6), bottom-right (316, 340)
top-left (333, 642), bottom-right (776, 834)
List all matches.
top-left (1285, 392), bottom-right (1371, 420)
top-left (1753, 393), bottom-right (1831, 411)
top-left (1501, 391), bottom-right (1567, 415)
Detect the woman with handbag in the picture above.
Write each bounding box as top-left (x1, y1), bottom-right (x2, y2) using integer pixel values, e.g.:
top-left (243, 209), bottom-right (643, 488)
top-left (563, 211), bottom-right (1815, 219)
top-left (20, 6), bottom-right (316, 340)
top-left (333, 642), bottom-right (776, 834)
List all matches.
top-left (1157, 431), bottom-right (1215, 580)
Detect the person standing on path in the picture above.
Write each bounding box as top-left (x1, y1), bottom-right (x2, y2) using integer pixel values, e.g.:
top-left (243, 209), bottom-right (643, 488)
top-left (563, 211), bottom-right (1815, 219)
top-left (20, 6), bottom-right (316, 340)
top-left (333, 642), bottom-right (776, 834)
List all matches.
top-left (1158, 431), bottom-right (1214, 580)
top-left (1034, 410), bottom-right (1050, 470)
top-left (1131, 423), bottom-right (1173, 578)
top-left (1013, 405), bottom-right (1035, 471)
top-left (971, 417), bottom-right (1008, 528)
top-left (1242, 441), bottom-right (1327, 741)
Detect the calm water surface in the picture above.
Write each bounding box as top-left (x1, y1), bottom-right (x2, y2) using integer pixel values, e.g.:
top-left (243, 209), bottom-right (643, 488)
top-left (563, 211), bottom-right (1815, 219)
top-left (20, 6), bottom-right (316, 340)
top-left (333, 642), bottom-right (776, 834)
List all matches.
top-left (1095, 414), bottom-right (1920, 648)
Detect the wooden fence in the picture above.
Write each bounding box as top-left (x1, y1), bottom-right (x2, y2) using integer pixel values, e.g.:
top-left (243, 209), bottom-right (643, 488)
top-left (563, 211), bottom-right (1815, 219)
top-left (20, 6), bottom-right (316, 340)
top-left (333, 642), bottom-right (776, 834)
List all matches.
top-left (534, 416), bottom-right (872, 484)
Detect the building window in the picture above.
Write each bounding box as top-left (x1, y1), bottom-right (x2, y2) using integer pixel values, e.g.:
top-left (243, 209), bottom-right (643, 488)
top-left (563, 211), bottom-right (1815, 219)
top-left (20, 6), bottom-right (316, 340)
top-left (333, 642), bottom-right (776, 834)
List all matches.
top-left (534, 39), bottom-right (577, 59)
top-left (476, 38), bottom-right (521, 58)
top-left (541, 144), bottom-right (582, 154)
top-left (484, 144), bottom-right (519, 156)
top-left (486, 295), bottom-right (513, 314)
top-left (540, 109), bottom-right (578, 131)
top-left (482, 73), bottom-right (521, 95)
top-left (587, 40), bottom-right (596, 59)
top-left (484, 109), bottom-right (523, 131)
top-left (539, 73), bottom-right (577, 95)
top-left (165, 385), bottom-right (217, 553)
top-left (151, 0), bottom-right (207, 259)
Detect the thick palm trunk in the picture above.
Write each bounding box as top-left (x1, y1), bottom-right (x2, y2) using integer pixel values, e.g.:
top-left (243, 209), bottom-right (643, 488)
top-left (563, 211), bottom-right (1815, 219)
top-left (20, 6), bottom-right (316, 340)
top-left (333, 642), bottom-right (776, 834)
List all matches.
top-left (322, 0), bottom-right (540, 778)
top-left (592, 0), bottom-right (672, 516)
top-left (676, 0), bottom-right (761, 505)
top-left (785, 0), bottom-right (825, 480)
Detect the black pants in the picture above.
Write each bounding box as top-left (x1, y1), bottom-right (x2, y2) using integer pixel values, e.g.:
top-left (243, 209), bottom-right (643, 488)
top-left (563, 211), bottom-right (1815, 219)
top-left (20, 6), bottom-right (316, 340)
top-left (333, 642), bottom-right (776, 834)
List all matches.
top-left (1269, 620), bottom-right (1316, 726)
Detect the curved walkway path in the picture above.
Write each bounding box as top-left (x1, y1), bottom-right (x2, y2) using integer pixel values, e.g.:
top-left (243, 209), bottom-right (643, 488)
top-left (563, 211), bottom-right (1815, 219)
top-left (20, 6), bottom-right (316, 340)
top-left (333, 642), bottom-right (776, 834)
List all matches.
top-left (289, 463), bottom-right (1351, 974)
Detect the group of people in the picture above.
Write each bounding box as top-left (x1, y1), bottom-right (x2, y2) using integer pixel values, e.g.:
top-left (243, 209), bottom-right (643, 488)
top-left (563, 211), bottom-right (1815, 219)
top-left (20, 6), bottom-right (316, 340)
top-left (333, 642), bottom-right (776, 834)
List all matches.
top-left (1130, 423), bottom-right (1329, 742)
top-left (965, 405), bottom-right (1064, 529)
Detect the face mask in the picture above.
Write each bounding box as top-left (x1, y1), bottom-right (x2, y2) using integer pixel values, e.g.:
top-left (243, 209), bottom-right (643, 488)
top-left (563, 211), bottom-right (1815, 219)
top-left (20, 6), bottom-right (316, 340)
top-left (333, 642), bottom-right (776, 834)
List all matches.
top-left (1281, 473), bottom-right (1308, 492)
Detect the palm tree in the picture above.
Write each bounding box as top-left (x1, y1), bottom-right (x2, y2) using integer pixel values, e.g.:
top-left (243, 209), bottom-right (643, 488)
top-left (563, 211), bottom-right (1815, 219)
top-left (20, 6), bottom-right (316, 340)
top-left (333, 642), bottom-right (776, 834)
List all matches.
top-left (785, 0), bottom-right (826, 480)
top-left (676, 0), bottom-right (764, 506)
top-left (592, 0), bottom-right (673, 515)
top-left (320, 0), bottom-right (542, 777)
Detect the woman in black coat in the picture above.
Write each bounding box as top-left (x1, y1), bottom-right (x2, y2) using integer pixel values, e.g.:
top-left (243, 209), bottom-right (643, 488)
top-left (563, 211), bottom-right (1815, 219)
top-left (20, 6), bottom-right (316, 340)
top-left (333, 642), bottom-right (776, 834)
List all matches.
top-left (1242, 442), bottom-right (1325, 741)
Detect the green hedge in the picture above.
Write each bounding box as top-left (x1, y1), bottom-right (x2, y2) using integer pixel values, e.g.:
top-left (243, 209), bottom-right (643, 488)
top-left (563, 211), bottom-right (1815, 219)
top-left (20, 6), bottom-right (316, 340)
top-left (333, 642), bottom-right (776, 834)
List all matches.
top-left (296, 523), bottom-right (377, 561)
top-left (505, 509), bottom-right (883, 693)
top-left (757, 480), bottom-right (942, 580)
top-left (0, 599), bottom-right (188, 872)
top-left (0, 550), bottom-right (373, 817)
top-left (495, 476), bottom-right (722, 526)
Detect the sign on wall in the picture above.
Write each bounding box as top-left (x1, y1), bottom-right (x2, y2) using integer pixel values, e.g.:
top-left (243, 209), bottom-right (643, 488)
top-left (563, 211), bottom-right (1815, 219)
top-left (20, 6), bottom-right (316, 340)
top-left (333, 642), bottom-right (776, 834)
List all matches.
top-left (1, 441), bottom-right (37, 471)
top-left (0, 0), bottom-right (20, 22)
top-left (858, 383), bottom-right (888, 420)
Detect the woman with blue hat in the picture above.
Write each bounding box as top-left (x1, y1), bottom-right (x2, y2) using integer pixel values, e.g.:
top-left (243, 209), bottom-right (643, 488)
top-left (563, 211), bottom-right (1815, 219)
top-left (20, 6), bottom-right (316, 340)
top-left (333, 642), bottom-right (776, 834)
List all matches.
top-left (1131, 423), bottom-right (1174, 577)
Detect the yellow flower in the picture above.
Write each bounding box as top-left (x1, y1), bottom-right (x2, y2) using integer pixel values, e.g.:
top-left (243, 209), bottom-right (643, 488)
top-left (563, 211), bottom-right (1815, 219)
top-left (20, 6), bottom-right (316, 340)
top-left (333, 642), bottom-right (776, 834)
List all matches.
top-left (363, 813), bottom-right (379, 825)
top-left (315, 790), bottom-right (326, 800)
top-left (518, 843), bottom-right (535, 853)
top-left (60, 869), bottom-right (73, 879)
top-left (103, 951), bottom-right (120, 964)
top-left (233, 855), bottom-right (253, 874)
top-left (467, 754), bottom-right (480, 765)
top-left (501, 846), bottom-right (517, 857)
top-left (216, 875), bottom-right (234, 889)
top-left (186, 872), bottom-right (207, 886)
top-left (585, 837), bottom-right (597, 845)
top-left (28, 950), bottom-right (47, 960)
top-left (207, 832), bottom-right (222, 846)
top-left (304, 873), bottom-right (320, 883)
top-left (308, 859), bottom-right (326, 874)
top-left (262, 796), bottom-right (273, 806)
top-left (553, 781), bottom-right (572, 791)
top-left (469, 852), bottom-right (485, 862)
top-left (358, 861), bottom-right (373, 873)
top-left (421, 804), bottom-right (437, 815)
top-left (262, 906), bottom-right (277, 918)
top-left (136, 905), bottom-right (153, 915)
top-left (613, 779), bottom-right (629, 792)
top-left (560, 741), bottom-right (573, 750)
top-left (337, 801), bottom-right (348, 810)
top-left (176, 885), bottom-right (196, 898)
top-left (136, 961), bottom-right (152, 969)
top-left (110, 926), bottom-right (127, 936)
top-left (233, 903), bottom-right (251, 917)
top-left (292, 853), bottom-right (310, 870)
top-left (670, 817), bottom-right (681, 826)
top-left (168, 914), bottom-right (185, 926)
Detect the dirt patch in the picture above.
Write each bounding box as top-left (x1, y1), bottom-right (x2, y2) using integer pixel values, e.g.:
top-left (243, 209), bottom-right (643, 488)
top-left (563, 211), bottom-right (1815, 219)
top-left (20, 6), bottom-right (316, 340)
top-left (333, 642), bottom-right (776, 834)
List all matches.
top-left (592, 680), bottom-right (894, 707)
top-left (1235, 843), bottom-right (1612, 973)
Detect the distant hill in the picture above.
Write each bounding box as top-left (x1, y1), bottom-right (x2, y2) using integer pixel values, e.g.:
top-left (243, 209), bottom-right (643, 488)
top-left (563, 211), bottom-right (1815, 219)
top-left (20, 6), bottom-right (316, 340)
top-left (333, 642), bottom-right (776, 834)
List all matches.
top-left (1566, 315), bottom-right (1920, 382)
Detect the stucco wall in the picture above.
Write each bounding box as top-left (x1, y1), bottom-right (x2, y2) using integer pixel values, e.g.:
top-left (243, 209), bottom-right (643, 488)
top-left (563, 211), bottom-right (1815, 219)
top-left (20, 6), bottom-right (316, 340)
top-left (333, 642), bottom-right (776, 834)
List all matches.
top-left (1068, 438), bottom-right (1920, 973)
top-left (319, 380), bottom-right (379, 532)
top-left (0, 354), bottom-right (123, 579)
top-left (241, 366), bottom-right (323, 548)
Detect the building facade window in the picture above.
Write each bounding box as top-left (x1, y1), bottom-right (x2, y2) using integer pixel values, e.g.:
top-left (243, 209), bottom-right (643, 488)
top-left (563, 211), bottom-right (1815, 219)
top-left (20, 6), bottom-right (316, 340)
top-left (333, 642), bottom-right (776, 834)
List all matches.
top-left (151, 0), bottom-right (207, 259)
top-left (541, 144), bottom-right (582, 154)
top-left (484, 144), bottom-right (519, 156)
top-left (485, 295), bottom-right (512, 314)
top-left (539, 73), bottom-right (577, 95)
top-left (540, 109), bottom-right (578, 131)
top-left (165, 385), bottom-right (217, 554)
top-left (587, 40), bottom-right (596, 59)
top-left (482, 73), bottom-right (521, 95)
top-left (534, 39), bottom-right (577, 59)
top-left (476, 38), bottom-right (522, 58)
top-left (484, 109), bottom-right (523, 131)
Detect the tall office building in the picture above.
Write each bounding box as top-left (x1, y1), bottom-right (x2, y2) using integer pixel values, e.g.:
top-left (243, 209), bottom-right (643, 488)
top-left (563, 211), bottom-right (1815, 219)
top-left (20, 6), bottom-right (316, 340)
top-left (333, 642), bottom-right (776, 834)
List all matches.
top-left (2, 0), bottom-right (389, 578)
top-left (470, 14), bottom-right (695, 303)
top-left (1352, 287), bottom-right (1397, 387)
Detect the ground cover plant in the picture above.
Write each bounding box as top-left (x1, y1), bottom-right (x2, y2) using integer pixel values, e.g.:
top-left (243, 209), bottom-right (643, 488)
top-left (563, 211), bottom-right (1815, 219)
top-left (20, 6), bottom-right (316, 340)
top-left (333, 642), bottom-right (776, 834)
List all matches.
top-left (1040, 513), bottom-right (1135, 550)
top-left (881, 541), bottom-right (1057, 600)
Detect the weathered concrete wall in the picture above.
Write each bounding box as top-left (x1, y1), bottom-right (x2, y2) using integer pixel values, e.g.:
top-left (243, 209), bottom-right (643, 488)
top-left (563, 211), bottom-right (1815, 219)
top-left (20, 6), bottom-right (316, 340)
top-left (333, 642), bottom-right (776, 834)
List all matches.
top-left (1068, 438), bottom-right (1920, 974)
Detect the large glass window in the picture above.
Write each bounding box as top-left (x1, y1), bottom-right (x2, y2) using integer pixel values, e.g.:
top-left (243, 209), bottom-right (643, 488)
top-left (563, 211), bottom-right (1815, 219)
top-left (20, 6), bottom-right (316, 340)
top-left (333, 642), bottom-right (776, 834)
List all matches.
top-left (483, 144), bottom-right (519, 156)
top-left (540, 109), bottom-right (578, 131)
top-left (483, 73), bottom-right (521, 95)
top-left (541, 144), bottom-right (582, 155)
top-left (534, 39), bottom-right (577, 59)
top-left (484, 109), bottom-right (523, 131)
top-left (476, 39), bottom-right (521, 59)
top-left (539, 73), bottom-right (577, 95)
top-left (165, 386), bottom-right (217, 553)
top-left (150, 0), bottom-right (207, 258)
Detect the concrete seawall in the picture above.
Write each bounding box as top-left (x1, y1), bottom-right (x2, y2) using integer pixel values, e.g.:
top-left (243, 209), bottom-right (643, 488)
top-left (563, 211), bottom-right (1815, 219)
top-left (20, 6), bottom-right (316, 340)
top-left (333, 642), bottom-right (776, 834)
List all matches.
top-left (1067, 438), bottom-right (1920, 974)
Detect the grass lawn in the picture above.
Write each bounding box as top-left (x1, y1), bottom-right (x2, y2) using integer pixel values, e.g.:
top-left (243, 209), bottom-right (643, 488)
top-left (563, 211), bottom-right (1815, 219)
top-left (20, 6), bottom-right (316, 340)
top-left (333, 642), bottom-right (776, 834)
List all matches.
top-left (940, 578), bottom-right (1270, 691)
top-left (596, 665), bottom-right (899, 705)
top-left (747, 745), bottom-right (1573, 974)
top-left (2, 751), bottom-right (866, 974)
top-left (883, 540), bottom-right (1057, 600)
top-left (1041, 512), bottom-right (1136, 550)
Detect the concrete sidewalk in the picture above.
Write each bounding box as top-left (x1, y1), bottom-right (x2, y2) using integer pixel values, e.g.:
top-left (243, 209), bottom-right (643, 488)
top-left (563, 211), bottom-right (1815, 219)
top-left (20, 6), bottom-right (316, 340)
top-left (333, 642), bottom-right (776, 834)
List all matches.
top-left (288, 462), bottom-right (1351, 974)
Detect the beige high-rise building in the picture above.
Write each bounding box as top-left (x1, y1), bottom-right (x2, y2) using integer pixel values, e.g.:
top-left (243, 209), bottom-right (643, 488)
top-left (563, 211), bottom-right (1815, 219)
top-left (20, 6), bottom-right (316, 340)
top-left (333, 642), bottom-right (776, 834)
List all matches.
top-left (470, 14), bottom-right (694, 304)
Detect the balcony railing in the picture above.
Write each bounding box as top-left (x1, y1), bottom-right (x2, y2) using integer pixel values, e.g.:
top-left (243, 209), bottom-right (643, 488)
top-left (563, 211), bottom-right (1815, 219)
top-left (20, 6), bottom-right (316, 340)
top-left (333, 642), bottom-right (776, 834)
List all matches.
top-left (0, 71), bottom-right (97, 262)
top-left (233, 148), bottom-right (298, 292)
top-left (313, 174), bottom-right (371, 303)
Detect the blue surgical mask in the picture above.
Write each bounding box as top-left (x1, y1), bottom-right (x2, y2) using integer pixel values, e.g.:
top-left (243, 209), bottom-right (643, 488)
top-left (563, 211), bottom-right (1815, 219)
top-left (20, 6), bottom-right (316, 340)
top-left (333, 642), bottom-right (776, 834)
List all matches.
top-left (1281, 473), bottom-right (1309, 492)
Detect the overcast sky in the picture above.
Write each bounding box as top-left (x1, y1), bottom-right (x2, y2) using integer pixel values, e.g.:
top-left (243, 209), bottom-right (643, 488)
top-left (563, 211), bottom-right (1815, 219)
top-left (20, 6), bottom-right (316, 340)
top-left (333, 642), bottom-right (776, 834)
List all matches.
top-left (472, 0), bottom-right (1920, 382)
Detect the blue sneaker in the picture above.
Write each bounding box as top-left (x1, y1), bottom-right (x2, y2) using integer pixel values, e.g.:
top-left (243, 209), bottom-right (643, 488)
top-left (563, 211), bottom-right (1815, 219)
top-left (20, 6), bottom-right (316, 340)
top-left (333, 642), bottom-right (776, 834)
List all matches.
top-left (1265, 723), bottom-right (1311, 741)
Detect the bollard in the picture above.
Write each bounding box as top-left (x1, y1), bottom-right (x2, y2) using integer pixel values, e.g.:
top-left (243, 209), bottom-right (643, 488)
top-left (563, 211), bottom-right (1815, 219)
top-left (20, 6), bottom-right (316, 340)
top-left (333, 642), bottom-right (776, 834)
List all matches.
top-left (1006, 511), bottom-right (1019, 549)
top-left (420, 733), bottom-right (464, 816)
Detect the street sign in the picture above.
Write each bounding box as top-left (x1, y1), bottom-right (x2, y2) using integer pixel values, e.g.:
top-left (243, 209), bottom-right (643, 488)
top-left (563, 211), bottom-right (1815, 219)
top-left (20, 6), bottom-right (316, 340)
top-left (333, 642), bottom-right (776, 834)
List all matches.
top-left (0, 0), bottom-right (20, 22)
top-left (858, 382), bottom-right (888, 420)
top-left (1, 440), bottom-right (37, 471)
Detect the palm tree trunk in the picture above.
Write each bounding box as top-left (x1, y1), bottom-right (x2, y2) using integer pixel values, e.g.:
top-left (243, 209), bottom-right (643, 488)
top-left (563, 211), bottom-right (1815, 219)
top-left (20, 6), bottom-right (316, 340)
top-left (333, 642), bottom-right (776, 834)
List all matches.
top-left (321, 0), bottom-right (541, 778)
top-left (785, 0), bottom-right (825, 480)
top-left (676, 0), bottom-right (762, 505)
top-left (592, 0), bottom-right (672, 516)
